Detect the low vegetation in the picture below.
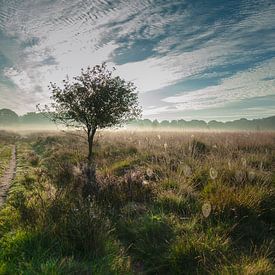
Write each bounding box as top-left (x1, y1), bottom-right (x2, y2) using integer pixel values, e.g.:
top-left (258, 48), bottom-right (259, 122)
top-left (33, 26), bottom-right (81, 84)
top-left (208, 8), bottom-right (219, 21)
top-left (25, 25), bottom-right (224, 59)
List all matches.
top-left (0, 146), bottom-right (12, 177)
top-left (0, 130), bottom-right (274, 274)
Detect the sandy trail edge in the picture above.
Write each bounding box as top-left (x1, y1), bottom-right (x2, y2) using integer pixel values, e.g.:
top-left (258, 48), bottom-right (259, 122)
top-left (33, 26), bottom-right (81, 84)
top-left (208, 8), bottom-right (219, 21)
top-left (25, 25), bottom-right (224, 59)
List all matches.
top-left (0, 145), bottom-right (16, 207)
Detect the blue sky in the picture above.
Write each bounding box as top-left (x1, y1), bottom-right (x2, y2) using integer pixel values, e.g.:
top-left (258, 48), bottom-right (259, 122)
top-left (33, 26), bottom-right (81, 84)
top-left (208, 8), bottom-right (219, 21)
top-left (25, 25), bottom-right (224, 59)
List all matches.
top-left (0, 0), bottom-right (274, 121)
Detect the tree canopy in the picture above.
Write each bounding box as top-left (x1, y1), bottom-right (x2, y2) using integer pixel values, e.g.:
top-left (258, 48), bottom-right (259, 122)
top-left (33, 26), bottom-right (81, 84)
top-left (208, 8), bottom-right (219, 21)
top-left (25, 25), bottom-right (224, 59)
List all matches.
top-left (46, 63), bottom-right (141, 130)
top-left (40, 63), bottom-right (141, 160)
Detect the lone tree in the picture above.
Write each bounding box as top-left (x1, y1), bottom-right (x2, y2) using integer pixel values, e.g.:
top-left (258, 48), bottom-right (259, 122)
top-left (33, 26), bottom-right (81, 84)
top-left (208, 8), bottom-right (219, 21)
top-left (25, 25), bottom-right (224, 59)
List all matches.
top-left (40, 63), bottom-right (141, 162)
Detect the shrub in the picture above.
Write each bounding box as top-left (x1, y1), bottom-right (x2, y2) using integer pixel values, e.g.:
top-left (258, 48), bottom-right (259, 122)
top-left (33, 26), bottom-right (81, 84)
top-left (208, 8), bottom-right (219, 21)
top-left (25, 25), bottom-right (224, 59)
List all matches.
top-left (156, 191), bottom-right (198, 216)
top-left (168, 227), bottom-right (230, 274)
top-left (190, 139), bottom-right (209, 158)
top-left (118, 213), bottom-right (174, 273)
top-left (27, 151), bottom-right (39, 166)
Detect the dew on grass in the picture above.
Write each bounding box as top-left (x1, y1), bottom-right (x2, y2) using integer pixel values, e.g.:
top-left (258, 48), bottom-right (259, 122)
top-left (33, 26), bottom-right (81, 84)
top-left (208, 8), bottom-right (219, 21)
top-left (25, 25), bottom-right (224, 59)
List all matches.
top-left (235, 170), bottom-right (245, 183)
top-left (202, 202), bottom-right (211, 218)
top-left (142, 180), bottom-right (149, 186)
top-left (209, 167), bottom-right (218, 179)
top-left (248, 171), bottom-right (256, 181)
top-left (260, 161), bottom-right (263, 170)
top-left (72, 165), bottom-right (82, 177)
top-left (130, 171), bottom-right (137, 181)
top-left (146, 168), bottom-right (154, 178)
top-left (241, 157), bottom-right (247, 168)
top-left (183, 165), bottom-right (192, 177)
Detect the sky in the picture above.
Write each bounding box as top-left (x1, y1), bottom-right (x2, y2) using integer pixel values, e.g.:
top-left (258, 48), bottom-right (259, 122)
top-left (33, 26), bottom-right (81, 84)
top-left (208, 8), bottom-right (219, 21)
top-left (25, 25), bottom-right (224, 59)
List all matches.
top-left (0, 0), bottom-right (275, 121)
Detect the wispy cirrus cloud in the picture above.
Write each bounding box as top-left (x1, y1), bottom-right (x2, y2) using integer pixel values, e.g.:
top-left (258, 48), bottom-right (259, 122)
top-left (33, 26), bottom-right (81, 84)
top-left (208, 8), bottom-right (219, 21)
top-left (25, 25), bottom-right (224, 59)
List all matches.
top-left (0, 0), bottom-right (274, 119)
top-left (162, 58), bottom-right (275, 109)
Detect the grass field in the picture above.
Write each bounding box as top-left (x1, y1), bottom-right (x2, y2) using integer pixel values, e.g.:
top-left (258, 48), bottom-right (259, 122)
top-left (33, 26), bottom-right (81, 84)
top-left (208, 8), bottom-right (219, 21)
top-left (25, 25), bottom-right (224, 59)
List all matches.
top-left (0, 130), bottom-right (274, 274)
top-left (0, 142), bottom-right (12, 178)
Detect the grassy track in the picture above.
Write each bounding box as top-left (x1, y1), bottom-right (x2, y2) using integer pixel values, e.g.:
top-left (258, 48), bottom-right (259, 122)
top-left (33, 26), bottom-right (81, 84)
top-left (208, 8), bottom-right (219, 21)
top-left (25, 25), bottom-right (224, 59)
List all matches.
top-left (0, 146), bottom-right (12, 178)
top-left (0, 145), bottom-right (16, 206)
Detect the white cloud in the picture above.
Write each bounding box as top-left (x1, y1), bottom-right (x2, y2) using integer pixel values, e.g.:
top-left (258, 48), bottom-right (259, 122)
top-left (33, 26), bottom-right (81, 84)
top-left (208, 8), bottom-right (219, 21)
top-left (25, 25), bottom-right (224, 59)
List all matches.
top-left (162, 58), bottom-right (275, 110)
top-left (0, 0), bottom-right (274, 119)
top-left (143, 106), bottom-right (170, 116)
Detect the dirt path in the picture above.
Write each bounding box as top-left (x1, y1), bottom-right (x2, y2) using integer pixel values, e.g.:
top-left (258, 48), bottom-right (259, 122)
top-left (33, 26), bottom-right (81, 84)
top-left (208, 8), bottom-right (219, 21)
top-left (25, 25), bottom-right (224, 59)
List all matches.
top-left (0, 145), bottom-right (16, 207)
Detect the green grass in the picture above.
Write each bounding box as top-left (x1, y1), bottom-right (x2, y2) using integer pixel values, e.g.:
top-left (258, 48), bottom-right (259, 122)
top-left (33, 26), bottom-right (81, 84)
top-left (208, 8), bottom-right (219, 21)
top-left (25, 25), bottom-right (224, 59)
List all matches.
top-left (0, 130), bottom-right (274, 274)
top-left (0, 146), bottom-right (12, 177)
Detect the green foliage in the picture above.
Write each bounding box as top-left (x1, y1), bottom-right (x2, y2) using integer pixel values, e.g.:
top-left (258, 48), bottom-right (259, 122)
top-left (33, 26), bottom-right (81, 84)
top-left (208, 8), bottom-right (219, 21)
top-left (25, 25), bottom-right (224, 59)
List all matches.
top-left (168, 227), bottom-right (230, 274)
top-left (45, 63), bottom-right (141, 129)
top-left (156, 191), bottom-right (198, 216)
top-left (118, 213), bottom-right (174, 273)
top-left (0, 145), bottom-right (12, 177)
top-left (0, 229), bottom-right (130, 274)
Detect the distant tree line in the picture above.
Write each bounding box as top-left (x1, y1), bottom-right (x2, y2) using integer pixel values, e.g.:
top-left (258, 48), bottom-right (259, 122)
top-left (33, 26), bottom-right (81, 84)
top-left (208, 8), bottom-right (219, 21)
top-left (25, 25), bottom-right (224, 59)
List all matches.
top-left (0, 108), bottom-right (274, 131)
top-left (128, 117), bottom-right (275, 131)
top-left (0, 109), bottom-right (54, 126)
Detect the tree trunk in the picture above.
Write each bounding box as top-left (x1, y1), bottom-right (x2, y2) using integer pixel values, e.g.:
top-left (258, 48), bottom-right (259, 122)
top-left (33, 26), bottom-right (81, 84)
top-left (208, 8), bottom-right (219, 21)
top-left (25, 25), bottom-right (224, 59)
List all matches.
top-left (83, 127), bottom-right (97, 198)
top-left (88, 128), bottom-right (96, 163)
